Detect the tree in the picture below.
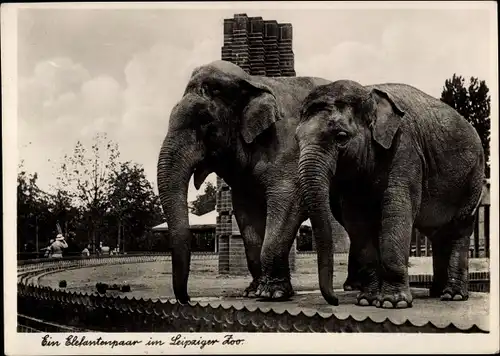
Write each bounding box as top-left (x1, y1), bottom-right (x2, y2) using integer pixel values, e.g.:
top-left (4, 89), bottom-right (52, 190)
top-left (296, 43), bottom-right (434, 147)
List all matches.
top-left (107, 161), bottom-right (164, 251)
top-left (55, 133), bottom-right (120, 251)
top-left (47, 189), bottom-right (84, 255)
top-left (17, 161), bottom-right (52, 257)
top-left (441, 74), bottom-right (491, 177)
top-left (190, 182), bottom-right (217, 216)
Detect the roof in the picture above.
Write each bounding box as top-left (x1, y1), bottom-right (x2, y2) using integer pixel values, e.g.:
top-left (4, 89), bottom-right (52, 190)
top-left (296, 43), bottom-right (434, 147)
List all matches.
top-left (152, 211), bottom-right (312, 231)
top-left (152, 210), bottom-right (219, 231)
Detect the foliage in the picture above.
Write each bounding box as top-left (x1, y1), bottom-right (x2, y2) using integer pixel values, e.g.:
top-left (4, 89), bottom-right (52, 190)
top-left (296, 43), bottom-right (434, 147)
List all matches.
top-left (190, 182), bottom-right (217, 216)
top-left (107, 161), bottom-right (164, 251)
top-left (55, 133), bottom-right (120, 250)
top-left (17, 161), bottom-right (50, 255)
top-left (18, 133), bottom-right (166, 256)
top-left (441, 74), bottom-right (491, 177)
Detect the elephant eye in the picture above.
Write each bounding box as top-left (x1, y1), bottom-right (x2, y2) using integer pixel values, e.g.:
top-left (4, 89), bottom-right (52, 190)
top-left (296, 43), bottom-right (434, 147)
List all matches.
top-left (201, 84), bottom-right (213, 97)
top-left (334, 100), bottom-right (347, 110)
top-left (200, 82), bottom-right (223, 98)
top-left (198, 112), bottom-right (214, 125)
top-left (304, 102), bottom-right (328, 117)
top-left (335, 131), bottom-right (350, 142)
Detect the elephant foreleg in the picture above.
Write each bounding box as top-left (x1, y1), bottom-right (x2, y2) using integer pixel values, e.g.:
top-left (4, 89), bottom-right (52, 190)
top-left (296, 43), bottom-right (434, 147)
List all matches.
top-left (256, 189), bottom-right (301, 300)
top-left (375, 187), bottom-right (416, 309)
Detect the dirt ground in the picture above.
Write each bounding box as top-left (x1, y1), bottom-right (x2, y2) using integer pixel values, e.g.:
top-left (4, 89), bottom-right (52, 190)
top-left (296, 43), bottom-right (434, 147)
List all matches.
top-left (38, 255), bottom-right (489, 301)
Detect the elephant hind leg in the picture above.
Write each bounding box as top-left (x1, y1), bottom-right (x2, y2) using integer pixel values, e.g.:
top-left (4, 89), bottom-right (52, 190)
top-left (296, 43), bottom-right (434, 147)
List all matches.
top-left (343, 241), bottom-right (363, 292)
top-left (433, 215), bottom-right (475, 301)
top-left (232, 191), bottom-right (266, 298)
top-left (430, 237), bottom-right (452, 297)
top-left (343, 230), bottom-right (380, 307)
top-left (242, 235), bottom-right (264, 297)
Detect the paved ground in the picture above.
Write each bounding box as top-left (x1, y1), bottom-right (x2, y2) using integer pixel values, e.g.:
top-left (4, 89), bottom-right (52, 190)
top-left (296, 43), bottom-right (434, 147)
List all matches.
top-left (38, 259), bottom-right (343, 299)
top-left (188, 289), bottom-right (490, 332)
top-left (38, 256), bottom-right (489, 299)
top-left (37, 257), bottom-right (490, 331)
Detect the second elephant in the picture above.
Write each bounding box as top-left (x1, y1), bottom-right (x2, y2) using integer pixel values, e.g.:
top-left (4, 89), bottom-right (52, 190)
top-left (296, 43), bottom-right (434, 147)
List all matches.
top-left (296, 80), bottom-right (485, 308)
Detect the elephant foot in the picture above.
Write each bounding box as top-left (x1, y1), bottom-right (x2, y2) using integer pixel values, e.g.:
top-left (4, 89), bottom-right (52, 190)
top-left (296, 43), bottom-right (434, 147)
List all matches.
top-left (440, 284), bottom-right (469, 301)
top-left (374, 286), bottom-right (413, 309)
top-left (255, 276), bottom-right (294, 301)
top-left (429, 283), bottom-right (446, 298)
top-left (343, 279), bottom-right (362, 292)
top-left (356, 290), bottom-right (378, 307)
top-left (242, 278), bottom-right (260, 298)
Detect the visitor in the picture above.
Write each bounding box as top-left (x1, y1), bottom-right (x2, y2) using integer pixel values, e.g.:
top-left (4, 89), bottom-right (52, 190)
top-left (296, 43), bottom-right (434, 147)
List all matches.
top-left (81, 244), bottom-right (90, 257)
top-left (49, 234), bottom-right (68, 259)
top-left (100, 241), bottom-right (110, 256)
top-left (43, 239), bottom-right (55, 258)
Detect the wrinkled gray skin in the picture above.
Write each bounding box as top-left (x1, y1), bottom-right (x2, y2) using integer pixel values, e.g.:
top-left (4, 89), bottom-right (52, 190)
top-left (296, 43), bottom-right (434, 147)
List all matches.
top-left (157, 60), bottom-right (338, 303)
top-left (296, 80), bottom-right (485, 309)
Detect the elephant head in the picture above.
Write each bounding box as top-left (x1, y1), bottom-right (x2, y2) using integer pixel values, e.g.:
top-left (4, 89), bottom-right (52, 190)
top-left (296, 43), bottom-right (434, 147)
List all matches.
top-left (295, 80), bottom-right (405, 305)
top-left (157, 60), bottom-right (282, 303)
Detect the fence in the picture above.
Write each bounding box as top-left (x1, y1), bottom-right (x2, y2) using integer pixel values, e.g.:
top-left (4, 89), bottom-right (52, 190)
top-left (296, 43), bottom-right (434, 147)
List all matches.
top-left (21, 203), bottom-right (490, 260)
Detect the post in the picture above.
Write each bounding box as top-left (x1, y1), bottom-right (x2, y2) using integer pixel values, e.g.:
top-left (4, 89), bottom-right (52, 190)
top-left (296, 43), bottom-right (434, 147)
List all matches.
top-left (474, 210), bottom-right (480, 258)
top-left (414, 229), bottom-right (420, 257)
top-left (121, 224), bottom-right (125, 253)
top-left (35, 215), bottom-right (39, 257)
top-left (117, 218), bottom-right (121, 252)
top-left (425, 236), bottom-right (430, 257)
top-left (484, 205), bottom-right (490, 258)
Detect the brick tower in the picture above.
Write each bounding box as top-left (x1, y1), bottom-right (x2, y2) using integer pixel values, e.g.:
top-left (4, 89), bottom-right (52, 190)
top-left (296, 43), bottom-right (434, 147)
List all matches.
top-left (217, 14), bottom-right (297, 275)
top-left (221, 14), bottom-right (296, 77)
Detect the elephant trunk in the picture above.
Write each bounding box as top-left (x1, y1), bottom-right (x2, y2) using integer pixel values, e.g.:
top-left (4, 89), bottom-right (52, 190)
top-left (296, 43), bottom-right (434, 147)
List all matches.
top-left (157, 131), bottom-right (203, 304)
top-left (298, 146), bottom-right (339, 306)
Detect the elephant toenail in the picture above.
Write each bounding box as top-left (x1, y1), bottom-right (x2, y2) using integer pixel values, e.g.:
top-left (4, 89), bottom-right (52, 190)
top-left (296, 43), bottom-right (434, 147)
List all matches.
top-left (273, 290), bottom-right (284, 299)
top-left (382, 301), bottom-right (393, 309)
top-left (441, 293), bottom-right (452, 301)
top-left (357, 298), bottom-right (369, 306)
top-left (260, 291), bottom-right (271, 298)
top-left (344, 285), bottom-right (353, 291)
top-left (395, 300), bottom-right (409, 308)
top-left (452, 294), bottom-right (463, 301)
top-left (248, 291), bottom-right (257, 298)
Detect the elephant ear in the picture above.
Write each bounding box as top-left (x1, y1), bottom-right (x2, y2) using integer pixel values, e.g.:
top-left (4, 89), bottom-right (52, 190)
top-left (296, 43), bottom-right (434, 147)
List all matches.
top-left (240, 80), bottom-right (283, 144)
top-left (370, 88), bottom-right (405, 149)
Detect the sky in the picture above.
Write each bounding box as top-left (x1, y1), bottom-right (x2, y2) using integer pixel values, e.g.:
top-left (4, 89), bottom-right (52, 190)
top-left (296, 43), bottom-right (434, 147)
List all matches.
top-left (15, 3), bottom-right (496, 203)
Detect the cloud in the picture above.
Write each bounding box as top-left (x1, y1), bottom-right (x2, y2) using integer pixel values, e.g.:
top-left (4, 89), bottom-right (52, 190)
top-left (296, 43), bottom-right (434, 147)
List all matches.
top-left (295, 17), bottom-right (491, 98)
top-left (17, 9), bottom-right (492, 207)
top-left (18, 39), bottom-right (221, 201)
top-left (18, 57), bottom-right (124, 192)
top-left (19, 57), bottom-right (90, 123)
top-left (116, 39), bottom-right (220, 198)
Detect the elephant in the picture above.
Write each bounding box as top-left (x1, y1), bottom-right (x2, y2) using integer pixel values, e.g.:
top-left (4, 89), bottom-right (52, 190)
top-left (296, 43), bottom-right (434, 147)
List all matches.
top-left (296, 79), bottom-right (485, 309)
top-left (157, 60), bottom-right (344, 303)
